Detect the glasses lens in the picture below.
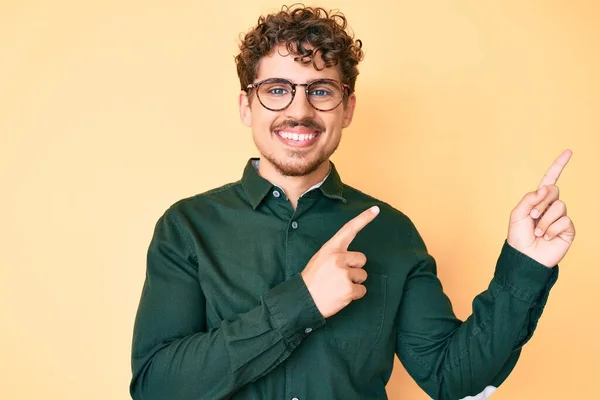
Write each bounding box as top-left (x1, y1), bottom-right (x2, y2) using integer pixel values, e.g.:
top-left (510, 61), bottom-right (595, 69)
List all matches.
top-left (256, 79), bottom-right (294, 111)
top-left (307, 80), bottom-right (344, 111)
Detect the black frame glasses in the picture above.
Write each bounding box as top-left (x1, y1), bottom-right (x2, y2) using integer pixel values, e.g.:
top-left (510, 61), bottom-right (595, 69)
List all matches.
top-left (246, 78), bottom-right (350, 112)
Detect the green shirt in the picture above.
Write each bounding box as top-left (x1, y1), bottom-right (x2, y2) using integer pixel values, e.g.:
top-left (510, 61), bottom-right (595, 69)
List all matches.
top-left (130, 158), bottom-right (557, 400)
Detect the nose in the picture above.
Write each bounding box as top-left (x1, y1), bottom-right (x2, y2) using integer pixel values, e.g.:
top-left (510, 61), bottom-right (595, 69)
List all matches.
top-left (284, 86), bottom-right (316, 119)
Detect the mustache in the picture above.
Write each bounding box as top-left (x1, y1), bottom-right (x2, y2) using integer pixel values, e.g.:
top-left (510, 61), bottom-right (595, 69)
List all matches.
top-left (271, 118), bottom-right (325, 132)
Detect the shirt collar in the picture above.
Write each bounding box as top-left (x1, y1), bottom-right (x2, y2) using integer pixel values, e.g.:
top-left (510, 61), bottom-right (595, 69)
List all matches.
top-left (241, 158), bottom-right (346, 209)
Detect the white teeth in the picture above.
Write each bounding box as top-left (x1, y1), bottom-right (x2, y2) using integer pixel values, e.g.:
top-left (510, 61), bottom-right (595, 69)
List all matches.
top-left (279, 131), bottom-right (317, 141)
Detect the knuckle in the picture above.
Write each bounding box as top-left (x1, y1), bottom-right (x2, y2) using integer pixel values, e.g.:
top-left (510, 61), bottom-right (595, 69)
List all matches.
top-left (345, 219), bottom-right (356, 230)
top-left (343, 283), bottom-right (356, 298)
top-left (320, 240), bottom-right (332, 251)
top-left (357, 254), bottom-right (367, 267)
top-left (355, 271), bottom-right (366, 283)
top-left (341, 219), bottom-right (353, 231)
top-left (353, 286), bottom-right (365, 300)
top-left (344, 268), bottom-right (353, 280)
top-left (510, 207), bottom-right (518, 218)
top-left (332, 253), bottom-right (344, 265)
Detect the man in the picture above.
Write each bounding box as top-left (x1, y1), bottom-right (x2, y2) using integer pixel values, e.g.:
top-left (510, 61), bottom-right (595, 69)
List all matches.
top-left (130, 5), bottom-right (575, 400)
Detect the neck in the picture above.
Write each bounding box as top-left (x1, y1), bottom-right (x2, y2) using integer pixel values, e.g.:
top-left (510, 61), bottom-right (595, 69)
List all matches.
top-left (258, 159), bottom-right (330, 210)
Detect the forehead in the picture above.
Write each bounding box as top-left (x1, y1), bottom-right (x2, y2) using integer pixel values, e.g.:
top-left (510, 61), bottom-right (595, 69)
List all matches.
top-left (255, 44), bottom-right (342, 82)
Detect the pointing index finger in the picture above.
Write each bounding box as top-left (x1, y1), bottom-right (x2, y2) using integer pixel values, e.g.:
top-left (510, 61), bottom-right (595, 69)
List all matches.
top-left (538, 149), bottom-right (572, 189)
top-left (328, 206), bottom-right (380, 250)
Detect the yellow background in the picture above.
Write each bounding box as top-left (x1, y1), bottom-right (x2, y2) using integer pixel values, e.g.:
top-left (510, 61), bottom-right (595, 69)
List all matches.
top-left (1, 1), bottom-right (598, 399)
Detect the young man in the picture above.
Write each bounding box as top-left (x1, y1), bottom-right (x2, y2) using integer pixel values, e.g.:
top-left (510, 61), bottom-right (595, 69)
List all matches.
top-left (130, 6), bottom-right (575, 400)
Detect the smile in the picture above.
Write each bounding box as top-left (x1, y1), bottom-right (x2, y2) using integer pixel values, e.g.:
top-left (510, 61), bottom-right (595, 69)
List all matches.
top-left (274, 130), bottom-right (322, 148)
top-left (276, 131), bottom-right (320, 141)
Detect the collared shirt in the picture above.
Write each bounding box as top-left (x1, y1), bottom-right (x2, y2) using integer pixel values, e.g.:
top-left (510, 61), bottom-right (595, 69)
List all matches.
top-left (250, 159), bottom-right (330, 198)
top-left (130, 158), bottom-right (558, 400)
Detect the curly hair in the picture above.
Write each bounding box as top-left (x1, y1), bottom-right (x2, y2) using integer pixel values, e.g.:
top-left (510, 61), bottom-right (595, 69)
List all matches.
top-left (235, 4), bottom-right (364, 97)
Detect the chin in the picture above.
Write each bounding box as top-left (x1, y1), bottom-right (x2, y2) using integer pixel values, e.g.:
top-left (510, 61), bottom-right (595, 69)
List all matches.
top-left (268, 154), bottom-right (327, 177)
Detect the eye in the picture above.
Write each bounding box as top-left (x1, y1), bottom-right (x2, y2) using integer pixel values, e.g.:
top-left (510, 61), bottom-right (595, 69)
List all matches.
top-left (268, 87), bottom-right (289, 96)
top-left (308, 80), bottom-right (340, 98)
top-left (260, 81), bottom-right (292, 96)
top-left (309, 88), bottom-right (332, 97)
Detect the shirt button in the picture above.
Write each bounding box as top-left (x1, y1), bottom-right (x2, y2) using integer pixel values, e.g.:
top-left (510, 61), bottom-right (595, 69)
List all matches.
top-left (272, 190), bottom-right (280, 198)
top-left (291, 221), bottom-right (298, 229)
top-left (304, 328), bottom-right (312, 334)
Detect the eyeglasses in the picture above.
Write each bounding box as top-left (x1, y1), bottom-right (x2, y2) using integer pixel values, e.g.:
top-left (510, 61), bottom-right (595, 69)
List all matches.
top-left (246, 78), bottom-right (350, 112)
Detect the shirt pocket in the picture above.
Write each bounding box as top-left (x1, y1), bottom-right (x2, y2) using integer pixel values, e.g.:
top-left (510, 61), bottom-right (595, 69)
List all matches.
top-left (324, 273), bottom-right (388, 351)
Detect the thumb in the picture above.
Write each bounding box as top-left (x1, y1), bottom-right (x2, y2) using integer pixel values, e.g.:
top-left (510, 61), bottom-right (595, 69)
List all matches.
top-left (510, 185), bottom-right (548, 223)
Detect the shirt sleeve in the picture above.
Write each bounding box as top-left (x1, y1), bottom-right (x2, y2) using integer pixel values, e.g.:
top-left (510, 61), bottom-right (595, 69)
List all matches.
top-left (130, 208), bottom-right (325, 400)
top-left (395, 222), bottom-right (558, 400)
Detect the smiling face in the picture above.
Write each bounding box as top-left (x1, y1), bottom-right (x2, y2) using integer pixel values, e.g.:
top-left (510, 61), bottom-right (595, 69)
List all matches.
top-left (239, 44), bottom-right (357, 177)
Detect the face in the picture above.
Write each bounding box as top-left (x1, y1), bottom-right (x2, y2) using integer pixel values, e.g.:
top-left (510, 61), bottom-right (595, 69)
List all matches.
top-left (239, 44), bottom-right (356, 177)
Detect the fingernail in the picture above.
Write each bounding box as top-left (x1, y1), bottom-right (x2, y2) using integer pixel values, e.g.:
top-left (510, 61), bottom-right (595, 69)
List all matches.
top-left (535, 228), bottom-right (543, 236)
top-left (370, 206), bottom-right (380, 214)
top-left (531, 209), bottom-right (539, 218)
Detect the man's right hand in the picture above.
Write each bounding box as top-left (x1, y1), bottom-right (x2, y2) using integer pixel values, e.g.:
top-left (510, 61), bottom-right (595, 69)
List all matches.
top-left (301, 206), bottom-right (380, 318)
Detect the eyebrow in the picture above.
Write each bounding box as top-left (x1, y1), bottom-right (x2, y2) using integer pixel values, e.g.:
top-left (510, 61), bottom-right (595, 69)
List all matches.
top-left (257, 77), bottom-right (340, 83)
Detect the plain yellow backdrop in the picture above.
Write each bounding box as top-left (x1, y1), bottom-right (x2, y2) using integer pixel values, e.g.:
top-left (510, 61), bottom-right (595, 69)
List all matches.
top-left (1, 1), bottom-right (598, 399)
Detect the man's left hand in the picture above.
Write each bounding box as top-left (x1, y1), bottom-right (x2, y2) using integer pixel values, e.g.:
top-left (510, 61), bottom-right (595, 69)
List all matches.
top-left (506, 149), bottom-right (576, 268)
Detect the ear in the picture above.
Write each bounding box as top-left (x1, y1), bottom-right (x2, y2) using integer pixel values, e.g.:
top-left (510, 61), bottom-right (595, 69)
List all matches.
top-left (239, 91), bottom-right (252, 127)
top-left (341, 93), bottom-right (357, 129)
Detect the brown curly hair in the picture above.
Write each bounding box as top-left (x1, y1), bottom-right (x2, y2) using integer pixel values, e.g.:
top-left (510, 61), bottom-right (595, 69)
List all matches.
top-left (235, 4), bottom-right (364, 97)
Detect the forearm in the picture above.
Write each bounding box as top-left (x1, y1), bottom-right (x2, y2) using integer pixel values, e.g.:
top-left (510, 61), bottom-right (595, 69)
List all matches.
top-left (397, 241), bottom-right (557, 400)
top-left (131, 274), bottom-right (324, 400)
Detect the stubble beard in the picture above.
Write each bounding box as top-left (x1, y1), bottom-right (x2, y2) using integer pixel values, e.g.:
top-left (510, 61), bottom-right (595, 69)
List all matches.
top-left (256, 139), bottom-right (340, 177)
